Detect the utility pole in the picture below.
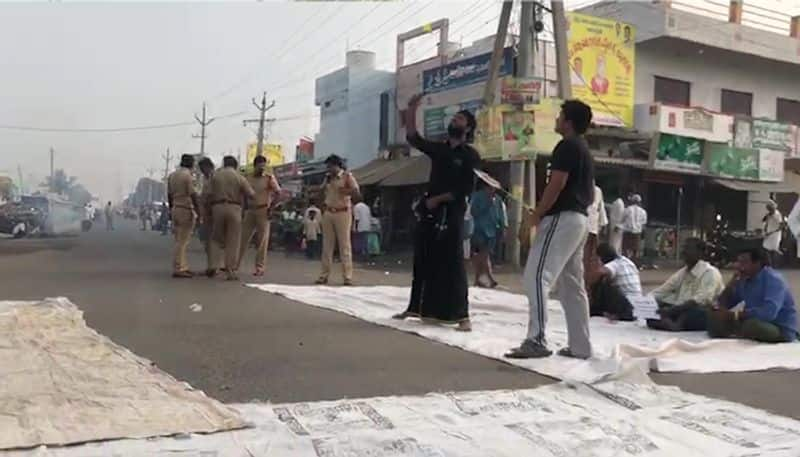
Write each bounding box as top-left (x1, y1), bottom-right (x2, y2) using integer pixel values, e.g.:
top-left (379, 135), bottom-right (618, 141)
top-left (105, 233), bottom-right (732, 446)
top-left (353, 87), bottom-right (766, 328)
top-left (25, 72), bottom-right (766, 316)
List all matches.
top-left (193, 102), bottom-right (215, 157)
top-left (17, 165), bottom-right (24, 195)
top-left (243, 92), bottom-right (276, 158)
top-left (49, 147), bottom-right (54, 193)
top-left (146, 167), bottom-right (156, 203)
top-left (162, 148), bottom-right (172, 182)
top-left (551, 0), bottom-right (573, 100)
top-left (482, 0), bottom-right (517, 265)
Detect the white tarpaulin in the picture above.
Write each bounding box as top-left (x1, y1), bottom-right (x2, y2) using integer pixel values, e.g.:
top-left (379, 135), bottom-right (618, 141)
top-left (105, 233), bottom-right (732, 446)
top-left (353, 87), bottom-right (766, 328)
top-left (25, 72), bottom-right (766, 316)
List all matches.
top-left (247, 285), bottom-right (800, 382)
top-left (8, 382), bottom-right (800, 456)
top-left (0, 298), bottom-right (246, 451)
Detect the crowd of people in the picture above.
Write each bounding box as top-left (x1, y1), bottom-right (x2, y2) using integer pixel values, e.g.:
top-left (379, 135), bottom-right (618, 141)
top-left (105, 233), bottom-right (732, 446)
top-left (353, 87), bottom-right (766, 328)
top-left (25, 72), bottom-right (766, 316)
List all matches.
top-left (157, 92), bottom-right (797, 356)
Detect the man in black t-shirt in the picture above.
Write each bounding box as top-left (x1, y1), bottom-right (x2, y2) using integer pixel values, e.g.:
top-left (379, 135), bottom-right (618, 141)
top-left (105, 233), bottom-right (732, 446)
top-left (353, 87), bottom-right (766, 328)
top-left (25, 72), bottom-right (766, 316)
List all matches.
top-left (506, 100), bottom-right (595, 360)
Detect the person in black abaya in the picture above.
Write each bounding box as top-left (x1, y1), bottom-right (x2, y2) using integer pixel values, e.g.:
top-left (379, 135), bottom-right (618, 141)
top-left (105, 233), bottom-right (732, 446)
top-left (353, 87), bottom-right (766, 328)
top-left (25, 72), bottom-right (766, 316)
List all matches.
top-left (392, 94), bottom-right (480, 332)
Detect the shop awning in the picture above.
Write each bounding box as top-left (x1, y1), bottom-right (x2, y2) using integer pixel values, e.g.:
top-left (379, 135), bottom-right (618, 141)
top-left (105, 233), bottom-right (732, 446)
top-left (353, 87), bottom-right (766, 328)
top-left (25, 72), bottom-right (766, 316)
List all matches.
top-left (712, 172), bottom-right (800, 194)
top-left (380, 156), bottom-right (431, 187)
top-left (350, 156), bottom-right (428, 187)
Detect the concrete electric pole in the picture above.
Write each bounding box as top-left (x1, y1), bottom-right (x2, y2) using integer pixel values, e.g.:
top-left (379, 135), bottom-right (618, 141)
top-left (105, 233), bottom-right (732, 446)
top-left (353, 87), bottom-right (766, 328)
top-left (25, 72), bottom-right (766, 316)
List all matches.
top-left (193, 103), bottom-right (216, 157)
top-left (551, 0), bottom-right (573, 100)
top-left (162, 148), bottom-right (172, 182)
top-left (49, 147), bottom-right (55, 193)
top-left (243, 92), bottom-right (276, 158)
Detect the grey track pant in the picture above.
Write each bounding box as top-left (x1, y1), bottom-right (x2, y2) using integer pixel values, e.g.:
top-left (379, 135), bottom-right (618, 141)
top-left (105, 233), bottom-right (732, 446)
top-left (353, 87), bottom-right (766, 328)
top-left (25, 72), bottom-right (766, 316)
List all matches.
top-left (523, 211), bottom-right (592, 357)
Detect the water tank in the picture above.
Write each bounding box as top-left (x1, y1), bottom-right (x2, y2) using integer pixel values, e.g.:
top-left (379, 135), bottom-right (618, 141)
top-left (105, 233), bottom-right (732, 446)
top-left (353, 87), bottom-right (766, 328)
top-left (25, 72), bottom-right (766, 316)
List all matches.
top-left (346, 50), bottom-right (376, 70)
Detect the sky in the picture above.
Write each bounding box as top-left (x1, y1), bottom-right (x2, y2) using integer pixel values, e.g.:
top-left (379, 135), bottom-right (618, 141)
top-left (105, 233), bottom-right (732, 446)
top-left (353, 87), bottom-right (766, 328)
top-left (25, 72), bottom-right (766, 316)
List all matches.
top-left (0, 0), bottom-right (797, 203)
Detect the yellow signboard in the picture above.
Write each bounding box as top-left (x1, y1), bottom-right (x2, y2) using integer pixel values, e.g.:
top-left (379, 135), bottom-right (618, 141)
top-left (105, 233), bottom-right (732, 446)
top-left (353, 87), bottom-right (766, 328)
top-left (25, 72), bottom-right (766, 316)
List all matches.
top-left (566, 12), bottom-right (635, 127)
top-left (246, 143), bottom-right (285, 170)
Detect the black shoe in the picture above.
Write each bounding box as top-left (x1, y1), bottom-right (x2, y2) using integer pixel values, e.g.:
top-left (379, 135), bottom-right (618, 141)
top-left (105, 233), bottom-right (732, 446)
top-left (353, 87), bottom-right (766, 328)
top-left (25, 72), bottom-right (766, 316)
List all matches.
top-left (505, 339), bottom-right (552, 359)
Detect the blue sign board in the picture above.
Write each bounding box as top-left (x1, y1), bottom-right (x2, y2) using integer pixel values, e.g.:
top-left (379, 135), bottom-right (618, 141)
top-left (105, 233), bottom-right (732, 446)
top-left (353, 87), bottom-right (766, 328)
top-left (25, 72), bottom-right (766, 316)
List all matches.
top-left (422, 47), bottom-right (514, 95)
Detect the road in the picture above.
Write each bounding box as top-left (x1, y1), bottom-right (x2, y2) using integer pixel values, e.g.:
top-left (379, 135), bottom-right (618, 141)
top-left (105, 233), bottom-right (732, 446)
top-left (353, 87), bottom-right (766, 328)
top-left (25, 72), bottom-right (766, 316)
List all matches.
top-left (1, 219), bottom-right (798, 420)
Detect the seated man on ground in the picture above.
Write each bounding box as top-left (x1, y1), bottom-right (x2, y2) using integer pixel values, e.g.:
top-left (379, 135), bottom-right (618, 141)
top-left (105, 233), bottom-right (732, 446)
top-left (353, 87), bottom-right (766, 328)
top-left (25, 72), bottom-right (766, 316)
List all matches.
top-left (708, 248), bottom-right (798, 343)
top-left (647, 238), bottom-right (724, 331)
top-left (587, 243), bottom-right (641, 321)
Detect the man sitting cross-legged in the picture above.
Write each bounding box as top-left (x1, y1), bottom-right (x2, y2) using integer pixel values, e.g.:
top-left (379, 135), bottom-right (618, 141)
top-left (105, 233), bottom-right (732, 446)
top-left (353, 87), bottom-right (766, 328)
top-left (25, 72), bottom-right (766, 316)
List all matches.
top-left (586, 243), bottom-right (640, 321)
top-left (708, 248), bottom-right (798, 343)
top-left (647, 238), bottom-right (724, 332)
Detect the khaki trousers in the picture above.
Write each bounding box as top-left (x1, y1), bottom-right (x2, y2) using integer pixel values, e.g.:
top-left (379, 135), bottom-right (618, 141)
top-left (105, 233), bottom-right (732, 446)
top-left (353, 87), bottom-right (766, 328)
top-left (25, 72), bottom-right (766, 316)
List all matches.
top-left (239, 208), bottom-right (271, 270)
top-left (211, 203), bottom-right (243, 272)
top-left (320, 210), bottom-right (353, 281)
top-left (171, 207), bottom-right (195, 273)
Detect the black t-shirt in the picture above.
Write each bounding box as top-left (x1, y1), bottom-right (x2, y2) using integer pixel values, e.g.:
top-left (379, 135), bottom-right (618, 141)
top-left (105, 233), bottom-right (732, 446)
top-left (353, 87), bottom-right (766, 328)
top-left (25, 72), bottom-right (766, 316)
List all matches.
top-left (546, 137), bottom-right (594, 216)
top-left (407, 132), bottom-right (480, 212)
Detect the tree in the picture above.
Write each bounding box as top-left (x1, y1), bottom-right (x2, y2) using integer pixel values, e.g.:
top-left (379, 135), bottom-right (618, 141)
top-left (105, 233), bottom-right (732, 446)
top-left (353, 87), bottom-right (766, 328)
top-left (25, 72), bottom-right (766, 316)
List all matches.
top-left (66, 184), bottom-right (93, 206)
top-left (41, 169), bottom-right (77, 195)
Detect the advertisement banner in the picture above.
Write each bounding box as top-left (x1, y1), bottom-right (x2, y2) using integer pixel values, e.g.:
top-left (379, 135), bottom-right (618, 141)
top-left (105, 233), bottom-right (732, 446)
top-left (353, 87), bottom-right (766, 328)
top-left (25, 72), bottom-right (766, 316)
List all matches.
top-left (758, 148), bottom-right (785, 182)
top-left (752, 119), bottom-right (795, 154)
top-left (658, 105), bottom-right (733, 143)
top-left (423, 100), bottom-right (483, 140)
top-left (566, 12), bottom-right (635, 127)
top-left (530, 98), bottom-right (562, 154)
top-left (247, 143), bottom-right (285, 170)
top-left (502, 110), bottom-right (536, 159)
top-left (474, 99), bottom-right (562, 161)
top-left (706, 143), bottom-right (759, 180)
top-left (500, 76), bottom-right (542, 105)
top-left (654, 133), bottom-right (703, 173)
top-left (422, 48), bottom-right (513, 95)
top-left (475, 105), bottom-right (505, 160)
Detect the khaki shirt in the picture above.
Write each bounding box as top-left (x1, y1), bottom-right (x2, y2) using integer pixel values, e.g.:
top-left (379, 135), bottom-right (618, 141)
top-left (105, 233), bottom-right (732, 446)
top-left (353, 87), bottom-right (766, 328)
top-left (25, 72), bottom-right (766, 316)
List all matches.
top-left (323, 170), bottom-right (359, 209)
top-left (209, 167), bottom-right (255, 205)
top-left (168, 168), bottom-right (195, 209)
top-left (246, 173), bottom-right (281, 209)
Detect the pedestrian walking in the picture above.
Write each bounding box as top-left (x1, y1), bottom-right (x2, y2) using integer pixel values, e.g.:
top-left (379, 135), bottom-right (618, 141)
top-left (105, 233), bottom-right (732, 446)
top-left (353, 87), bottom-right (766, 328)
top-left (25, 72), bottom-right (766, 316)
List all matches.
top-left (104, 201), bottom-right (114, 231)
top-left (209, 156), bottom-right (255, 281)
top-left (392, 93), bottom-right (480, 332)
top-left (763, 200), bottom-right (783, 267)
top-left (506, 100), bottom-right (595, 359)
top-left (159, 202), bottom-right (170, 235)
top-left (353, 196), bottom-right (372, 260)
top-left (303, 210), bottom-right (321, 259)
top-left (607, 195), bottom-right (625, 253)
top-left (238, 155), bottom-right (281, 276)
top-left (316, 154), bottom-right (360, 286)
top-left (167, 154), bottom-right (200, 278)
top-left (622, 194), bottom-right (647, 266)
top-left (470, 181), bottom-right (505, 288)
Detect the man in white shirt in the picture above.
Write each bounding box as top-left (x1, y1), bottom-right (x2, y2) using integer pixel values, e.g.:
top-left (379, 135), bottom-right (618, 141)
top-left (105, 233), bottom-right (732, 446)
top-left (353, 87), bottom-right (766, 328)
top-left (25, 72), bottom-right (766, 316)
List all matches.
top-left (647, 238), bottom-right (724, 331)
top-left (622, 194), bottom-right (647, 265)
top-left (607, 196), bottom-right (625, 253)
top-left (762, 200), bottom-right (783, 268)
top-left (353, 197), bottom-right (372, 259)
top-left (587, 243), bottom-right (641, 321)
top-left (584, 184), bottom-right (608, 285)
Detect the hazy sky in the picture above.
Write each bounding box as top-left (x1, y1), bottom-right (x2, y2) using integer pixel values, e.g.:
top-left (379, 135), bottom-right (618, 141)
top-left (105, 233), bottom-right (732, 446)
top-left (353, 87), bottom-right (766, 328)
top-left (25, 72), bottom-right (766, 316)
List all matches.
top-left (0, 0), bottom-right (797, 202)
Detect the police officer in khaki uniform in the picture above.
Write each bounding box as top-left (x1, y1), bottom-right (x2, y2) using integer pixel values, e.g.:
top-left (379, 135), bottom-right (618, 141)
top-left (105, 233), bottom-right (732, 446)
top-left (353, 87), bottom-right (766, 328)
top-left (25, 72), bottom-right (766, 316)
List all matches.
top-left (209, 156), bottom-right (255, 281)
top-left (167, 154), bottom-right (200, 278)
top-left (197, 157), bottom-right (223, 277)
top-left (238, 155), bottom-right (281, 276)
top-left (317, 154), bottom-right (360, 286)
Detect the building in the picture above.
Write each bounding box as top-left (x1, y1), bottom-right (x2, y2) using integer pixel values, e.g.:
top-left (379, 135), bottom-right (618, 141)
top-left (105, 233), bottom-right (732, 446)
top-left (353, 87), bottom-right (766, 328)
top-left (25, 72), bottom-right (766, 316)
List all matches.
top-left (581, 1), bottom-right (800, 241)
top-left (314, 50), bottom-right (395, 170)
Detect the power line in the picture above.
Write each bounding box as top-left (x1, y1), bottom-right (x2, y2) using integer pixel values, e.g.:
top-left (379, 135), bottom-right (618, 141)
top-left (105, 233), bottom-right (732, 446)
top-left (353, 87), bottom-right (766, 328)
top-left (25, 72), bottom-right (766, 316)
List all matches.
top-left (0, 110), bottom-right (247, 134)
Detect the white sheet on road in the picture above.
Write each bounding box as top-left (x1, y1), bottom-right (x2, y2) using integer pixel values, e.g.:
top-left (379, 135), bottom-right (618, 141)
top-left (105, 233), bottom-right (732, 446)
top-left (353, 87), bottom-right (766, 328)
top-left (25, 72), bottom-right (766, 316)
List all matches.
top-left (0, 298), bottom-right (246, 451)
top-left (248, 284), bottom-right (800, 382)
top-left (8, 382), bottom-right (800, 456)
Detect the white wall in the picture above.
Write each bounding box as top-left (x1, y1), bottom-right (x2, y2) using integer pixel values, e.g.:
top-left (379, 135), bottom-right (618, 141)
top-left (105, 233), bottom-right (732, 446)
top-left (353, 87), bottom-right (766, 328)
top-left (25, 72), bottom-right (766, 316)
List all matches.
top-left (635, 38), bottom-right (800, 118)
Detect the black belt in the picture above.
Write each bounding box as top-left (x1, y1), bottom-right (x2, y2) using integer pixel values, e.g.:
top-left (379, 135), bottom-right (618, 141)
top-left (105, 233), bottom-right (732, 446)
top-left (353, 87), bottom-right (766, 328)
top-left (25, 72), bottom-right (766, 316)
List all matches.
top-left (212, 200), bottom-right (241, 206)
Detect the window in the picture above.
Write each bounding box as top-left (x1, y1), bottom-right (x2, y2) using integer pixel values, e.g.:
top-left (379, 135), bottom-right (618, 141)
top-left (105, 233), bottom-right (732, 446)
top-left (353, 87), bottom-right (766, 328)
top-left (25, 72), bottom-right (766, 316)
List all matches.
top-left (379, 92), bottom-right (390, 149)
top-left (777, 98), bottom-right (800, 126)
top-left (721, 89), bottom-right (752, 116)
top-left (654, 76), bottom-right (691, 106)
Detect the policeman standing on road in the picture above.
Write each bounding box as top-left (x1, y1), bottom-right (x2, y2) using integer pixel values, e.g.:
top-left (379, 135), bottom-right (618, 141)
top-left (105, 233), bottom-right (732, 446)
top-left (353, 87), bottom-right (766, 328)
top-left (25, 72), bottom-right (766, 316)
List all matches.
top-left (198, 157), bottom-right (222, 277)
top-left (209, 156), bottom-right (255, 281)
top-left (167, 154), bottom-right (200, 278)
top-left (316, 154), bottom-right (360, 286)
top-left (238, 155), bottom-right (281, 277)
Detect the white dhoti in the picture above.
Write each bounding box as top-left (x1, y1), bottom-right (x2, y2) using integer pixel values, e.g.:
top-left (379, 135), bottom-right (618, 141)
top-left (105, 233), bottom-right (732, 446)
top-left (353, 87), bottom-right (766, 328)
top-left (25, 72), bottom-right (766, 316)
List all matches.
top-left (763, 231), bottom-right (782, 252)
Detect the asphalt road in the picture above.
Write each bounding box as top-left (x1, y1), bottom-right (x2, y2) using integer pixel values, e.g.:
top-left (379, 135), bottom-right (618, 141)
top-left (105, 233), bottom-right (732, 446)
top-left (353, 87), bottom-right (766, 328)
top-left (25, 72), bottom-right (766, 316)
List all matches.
top-left (1, 220), bottom-right (798, 420)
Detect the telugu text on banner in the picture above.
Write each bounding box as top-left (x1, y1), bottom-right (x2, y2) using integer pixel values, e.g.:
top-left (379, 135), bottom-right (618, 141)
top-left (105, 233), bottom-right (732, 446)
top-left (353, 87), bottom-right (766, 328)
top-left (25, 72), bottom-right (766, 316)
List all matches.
top-left (566, 12), bottom-right (636, 127)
